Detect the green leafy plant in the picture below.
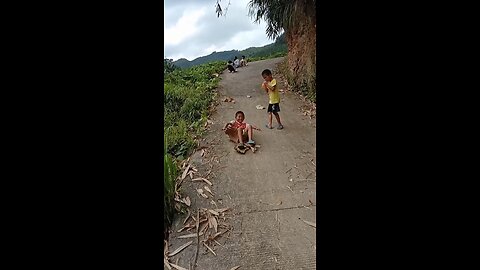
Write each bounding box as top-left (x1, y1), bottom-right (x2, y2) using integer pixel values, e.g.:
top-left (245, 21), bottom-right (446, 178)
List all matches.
top-left (164, 136), bottom-right (177, 227)
top-left (164, 61), bottom-right (225, 159)
top-left (163, 61), bottom-right (226, 232)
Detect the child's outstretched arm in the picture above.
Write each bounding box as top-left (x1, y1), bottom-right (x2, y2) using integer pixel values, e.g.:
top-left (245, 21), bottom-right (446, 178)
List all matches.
top-left (251, 124), bottom-right (261, 131)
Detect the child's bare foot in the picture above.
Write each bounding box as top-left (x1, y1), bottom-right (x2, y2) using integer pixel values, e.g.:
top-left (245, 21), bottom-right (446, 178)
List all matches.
top-left (265, 124), bottom-right (273, 129)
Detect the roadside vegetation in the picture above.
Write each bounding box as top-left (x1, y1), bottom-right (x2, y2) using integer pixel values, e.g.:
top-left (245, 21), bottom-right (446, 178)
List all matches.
top-left (163, 61), bottom-right (224, 229)
top-left (164, 61), bottom-right (225, 158)
top-left (163, 137), bottom-right (177, 229)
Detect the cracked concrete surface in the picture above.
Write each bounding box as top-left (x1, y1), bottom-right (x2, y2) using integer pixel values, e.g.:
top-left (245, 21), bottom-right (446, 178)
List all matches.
top-left (166, 57), bottom-right (316, 270)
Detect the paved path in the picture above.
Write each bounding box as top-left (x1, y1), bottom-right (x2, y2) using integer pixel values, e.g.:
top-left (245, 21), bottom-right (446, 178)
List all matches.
top-left (166, 57), bottom-right (316, 270)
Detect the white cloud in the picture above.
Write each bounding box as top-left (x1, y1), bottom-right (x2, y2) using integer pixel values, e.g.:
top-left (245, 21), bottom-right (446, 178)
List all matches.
top-left (164, 0), bottom-right (274, 61)
top-left (164, 7), bottom-right (207, 46)
top-left (202, 44), bottom-right (219, 56)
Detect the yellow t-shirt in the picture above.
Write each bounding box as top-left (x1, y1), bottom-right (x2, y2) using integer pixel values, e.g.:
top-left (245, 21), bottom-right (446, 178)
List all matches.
top-left (266, 79), bottom-right (280, 104)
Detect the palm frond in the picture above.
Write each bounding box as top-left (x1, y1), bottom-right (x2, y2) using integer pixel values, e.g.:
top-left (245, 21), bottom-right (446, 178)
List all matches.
top-left (247, 0), bottom-right (315, 39)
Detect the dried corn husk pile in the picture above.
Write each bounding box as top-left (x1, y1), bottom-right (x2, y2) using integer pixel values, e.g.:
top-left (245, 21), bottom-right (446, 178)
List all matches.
top-left (164, 208), bottom-right (233, 269)
top-left (165, 139), bottom-right (238, 269)
top-left (164, 239), bottom-right (191, 270)
top-left (171, 162), bottom-right (199, 211)
top-left (178, 160), bottom-right (216, 200)
top-left (302, 104), bottom-right (316, 119)
top-left (176, 207), bottom-right (232, 239)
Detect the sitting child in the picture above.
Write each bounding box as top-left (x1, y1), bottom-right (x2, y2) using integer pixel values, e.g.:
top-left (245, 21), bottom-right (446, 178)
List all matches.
top-left (227, 60), bottom-right (236, 73)
top-left (240, 55), bottom-right (248, 67)
top-left (222, 111), bottom-right (260, 147)
top-left (233, 56), bottom-right (240, 68)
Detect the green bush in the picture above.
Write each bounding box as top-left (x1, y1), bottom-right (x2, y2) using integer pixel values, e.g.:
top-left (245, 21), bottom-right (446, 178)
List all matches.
top-left (164, 61), bottom-right (225, 158)
top-left (164, 121), bottom-right (195, 159)
top-left (163, 60), bottom-right (226, 232)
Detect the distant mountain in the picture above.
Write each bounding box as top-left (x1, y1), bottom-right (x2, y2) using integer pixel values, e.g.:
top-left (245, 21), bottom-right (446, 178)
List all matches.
top-left (174, 58), bottom-right (190, 68)
top-left (173, 33), bottom-right (287, 69)
top-left (175, 50), bottom-right (240, 69)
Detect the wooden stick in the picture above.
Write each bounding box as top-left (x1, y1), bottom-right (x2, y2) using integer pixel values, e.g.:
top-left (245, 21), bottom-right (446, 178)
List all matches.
top-left (193, 209), bottom-right (200, 269)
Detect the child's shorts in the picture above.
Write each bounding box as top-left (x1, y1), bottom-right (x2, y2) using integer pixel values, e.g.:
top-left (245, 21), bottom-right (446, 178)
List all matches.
top-left (267, 103), bottom-right (280, 113)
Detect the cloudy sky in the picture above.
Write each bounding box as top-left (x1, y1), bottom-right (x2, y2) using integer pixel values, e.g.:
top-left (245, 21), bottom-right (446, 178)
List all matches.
top-left (164, 0), bottom-right (274, 61)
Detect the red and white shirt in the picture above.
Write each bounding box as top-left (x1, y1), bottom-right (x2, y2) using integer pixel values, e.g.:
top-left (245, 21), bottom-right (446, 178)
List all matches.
top-left (231, 120), bottom-right (246, 129)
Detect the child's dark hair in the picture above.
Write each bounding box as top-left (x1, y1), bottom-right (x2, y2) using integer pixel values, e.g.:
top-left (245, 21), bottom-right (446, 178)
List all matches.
top-left (261, 69), bottom-right (272, 76)
top-left (235, 111), bottom-right (245, 118)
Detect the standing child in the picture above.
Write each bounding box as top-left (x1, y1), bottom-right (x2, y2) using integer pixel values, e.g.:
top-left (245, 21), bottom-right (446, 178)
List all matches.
top-left (261, 69), bottom-right (284, 129)
top-left (223, 111), bottom-right (260, 147)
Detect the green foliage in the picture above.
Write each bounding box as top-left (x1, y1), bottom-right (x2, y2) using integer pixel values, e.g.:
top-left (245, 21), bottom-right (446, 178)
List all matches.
top-left (164, 60), bottom-right (225, 158)
top-left (242, 35), bottom-right (287, 59)
top-left (248, 50), bottom-right (287, 63)
top-left (164, 61), bottom-right (225, 232)
top-left (164, 121), bottom-right (195, 159)
top-left (164, 59), bottom-right (177, 74)
top-left (164, 137), bottom-right (177, 227)
top-left (247, 0), bottom-right (316, 39)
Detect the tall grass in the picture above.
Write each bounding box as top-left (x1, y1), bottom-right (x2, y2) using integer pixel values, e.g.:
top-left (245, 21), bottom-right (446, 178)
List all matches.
top-left (164, 61), bottom-right (226, 233)
top-left (164, 136), bottom-right (177, 227)
top-left (164, 61), bottom-right (226, 159)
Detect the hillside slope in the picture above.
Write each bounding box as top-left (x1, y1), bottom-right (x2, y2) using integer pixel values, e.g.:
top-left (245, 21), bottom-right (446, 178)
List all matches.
top-left (172, 33), bottom-right (286, 69)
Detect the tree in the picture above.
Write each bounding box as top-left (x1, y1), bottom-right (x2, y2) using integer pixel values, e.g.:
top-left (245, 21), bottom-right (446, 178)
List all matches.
top-left (216, 0), bottom-right (316, 101)
top-left (164, 59), bottom-right (177, 74)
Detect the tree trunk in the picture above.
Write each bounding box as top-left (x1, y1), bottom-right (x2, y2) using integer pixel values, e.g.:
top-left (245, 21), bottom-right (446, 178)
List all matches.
top-left (285, 2), bottom-right (316, 102)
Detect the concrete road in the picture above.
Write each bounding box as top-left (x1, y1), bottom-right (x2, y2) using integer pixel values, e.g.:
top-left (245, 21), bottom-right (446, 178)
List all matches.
top-left (166, 57), bottom-right (316, 270)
